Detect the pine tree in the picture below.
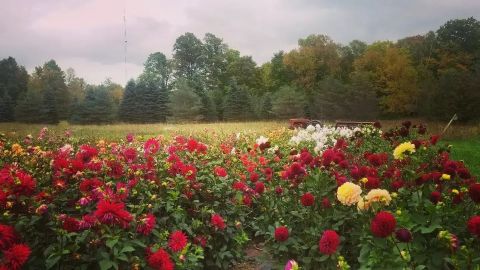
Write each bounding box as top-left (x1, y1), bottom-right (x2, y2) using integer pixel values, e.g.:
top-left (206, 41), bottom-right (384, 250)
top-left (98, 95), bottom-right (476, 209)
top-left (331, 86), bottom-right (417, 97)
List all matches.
top-left (119, 80), bottom-right (140, 122)
top-left (71, 86), bottom-right (115, 124)
top-left (0, 92), bottom-right (14, 122)
top-left (223, 79), bottom-right (252, 121)
top-left (39, 86), bottom-right (59, 124)
top-left (15, 90), bottom-right (42, 123)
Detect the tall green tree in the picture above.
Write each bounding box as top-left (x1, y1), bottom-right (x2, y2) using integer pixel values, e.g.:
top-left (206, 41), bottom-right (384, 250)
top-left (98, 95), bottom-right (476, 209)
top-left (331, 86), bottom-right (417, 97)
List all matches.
top-left (0, 57), bottom-right (29, 121)
top-left (71, 86), bottom-right (115, 124)
top-left (173, 33), bottom-right (204, 81)
top-left (119, 80), bottom-right (140, 122)
top-left (202, 33), bottom-right (229, 92)
top-left (223, 80), bottom-right (252, 121)
top-left (271, 86), bottom-right (305, 119)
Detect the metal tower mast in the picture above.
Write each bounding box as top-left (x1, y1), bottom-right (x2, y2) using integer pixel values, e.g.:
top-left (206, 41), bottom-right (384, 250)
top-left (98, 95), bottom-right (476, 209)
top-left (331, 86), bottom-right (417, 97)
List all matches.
top-left (123, 5), bottom-right (128, 83)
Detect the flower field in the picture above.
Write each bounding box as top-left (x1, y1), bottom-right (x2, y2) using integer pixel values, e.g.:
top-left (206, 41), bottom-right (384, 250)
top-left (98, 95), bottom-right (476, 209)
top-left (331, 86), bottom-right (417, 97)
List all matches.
top-left (0, 121), bottom-right (479, 270)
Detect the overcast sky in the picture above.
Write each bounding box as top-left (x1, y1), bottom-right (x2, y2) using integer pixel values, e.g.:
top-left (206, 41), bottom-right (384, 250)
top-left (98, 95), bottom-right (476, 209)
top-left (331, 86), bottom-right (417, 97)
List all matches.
top-left (1, 0), bottom-right (479, 85)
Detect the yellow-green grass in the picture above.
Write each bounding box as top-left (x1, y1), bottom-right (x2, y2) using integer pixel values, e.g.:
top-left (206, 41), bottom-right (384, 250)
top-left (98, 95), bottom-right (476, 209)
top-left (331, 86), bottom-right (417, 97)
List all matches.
top-left (0, 121), bottom-right (287, 141)
top-left (444, 137), bottom-right (480, 177)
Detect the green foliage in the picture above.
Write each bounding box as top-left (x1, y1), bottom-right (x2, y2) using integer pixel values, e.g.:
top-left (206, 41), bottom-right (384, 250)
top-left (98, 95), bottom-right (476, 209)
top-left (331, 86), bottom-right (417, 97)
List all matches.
top-left (14, 89), bottom-right (42, 123)
top-left (223, 80), bottom-right (253, 121)
top-left (419, 68), bottom-right (480, 122)
top-left (71, 86), bottom-right (116, 124)
top-left (271, 85), bottom-right (305, 119)
top-left (168, 80), bottom-right (204, 121)
top-left (0, 92), bottom-right (14, 122)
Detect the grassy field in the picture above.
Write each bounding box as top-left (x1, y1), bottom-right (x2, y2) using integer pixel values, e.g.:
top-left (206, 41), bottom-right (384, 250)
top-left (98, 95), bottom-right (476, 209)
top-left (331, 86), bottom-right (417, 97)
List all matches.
top-left (1, 120), bottom-right (478, 175)
top-left (445, 137), bottom-right (480, 176)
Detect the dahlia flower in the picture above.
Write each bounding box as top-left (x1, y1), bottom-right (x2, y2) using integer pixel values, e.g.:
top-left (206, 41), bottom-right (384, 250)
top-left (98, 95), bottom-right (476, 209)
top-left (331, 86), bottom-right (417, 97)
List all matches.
top-left (337, 182), bottom-right (362, 206)
top-left (393, 142), bottom-right (416, 160)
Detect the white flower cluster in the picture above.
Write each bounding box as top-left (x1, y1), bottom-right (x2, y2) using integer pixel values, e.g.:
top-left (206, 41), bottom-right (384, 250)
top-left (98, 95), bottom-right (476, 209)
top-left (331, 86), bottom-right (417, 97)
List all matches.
top-left (289, 124), bottom-right (359, 153)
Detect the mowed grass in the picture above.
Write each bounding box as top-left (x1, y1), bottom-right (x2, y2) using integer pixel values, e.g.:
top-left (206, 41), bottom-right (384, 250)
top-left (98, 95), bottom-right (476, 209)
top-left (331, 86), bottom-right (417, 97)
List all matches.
top-left (445, 137), bottom-right (480, 176)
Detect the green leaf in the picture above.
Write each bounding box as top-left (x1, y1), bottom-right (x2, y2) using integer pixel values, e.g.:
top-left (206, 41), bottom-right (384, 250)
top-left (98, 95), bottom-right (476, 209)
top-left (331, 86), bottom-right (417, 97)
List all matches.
top-left (46, 255), bottom-right (61, 269)
top-left (99, 260), bottom-right (113, 270)
top-left (106, 238), bottom-right (118, 249)
top-left (120, 246), bottom-right (135, 253)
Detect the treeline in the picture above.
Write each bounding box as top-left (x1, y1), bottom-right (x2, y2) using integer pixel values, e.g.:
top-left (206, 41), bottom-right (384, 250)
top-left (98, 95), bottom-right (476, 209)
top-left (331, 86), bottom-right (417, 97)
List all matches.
top-left (1, 17), bottom-right (479, 124)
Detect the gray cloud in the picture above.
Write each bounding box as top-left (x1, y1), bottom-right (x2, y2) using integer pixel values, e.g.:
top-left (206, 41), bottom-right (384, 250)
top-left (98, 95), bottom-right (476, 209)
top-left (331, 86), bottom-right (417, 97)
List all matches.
top-left (0, 0), bottom-right (479, 85)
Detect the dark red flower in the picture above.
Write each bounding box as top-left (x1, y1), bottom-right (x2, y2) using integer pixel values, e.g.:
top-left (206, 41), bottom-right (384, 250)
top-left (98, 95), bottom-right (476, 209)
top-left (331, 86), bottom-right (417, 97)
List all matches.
top-left (430, 191), bottom-right (442, 204)
top-left (0, 224), bottom-right (16, 250)
top-left (249, 172), bottom-right (259, 183)
top-left (94, 200), bottom-right (133, 228)
top-left (467, 216), bottom-right (480, 237)
top-left (391, 180), bottom-right (405, 191)
top-left (168, 230), bottom-right (188, 252)
top-left (274, 226), bottom-right (289, 242)
top-left (318, 230), bottom-right (340, 255)
top-left (395, 228), bottom-right (412, 242)
top-left (137, 214), bottom-right (156, 235)
top-left (211, 214), bottom-right (226, 230)
top-left (3, 244), bottom-right (31, 270)
top-left (147, 247), bottom-right (174, 270)
top-left (365, 177), bottom-right (380, 190)
top-left (243, 195), bottom-right (252, 207)
top-left (255, 182), bottom-right (265, 194)
top-left (79, 178), bottom-right (103, 193)
top-left (275, 186), bottom-right (283, 195)
top-left (430, 135), bottom-right (440, 145)
top-left (371, 211), bottom-right (396, 238)
top-left (322, 197), bottom-right (331, 208)
top-left (62, 216), bottom-right (80, 232)
top-left (469, 183), bottom-right (480, 203)
top-left (300, 192), bottom-right (315, 207)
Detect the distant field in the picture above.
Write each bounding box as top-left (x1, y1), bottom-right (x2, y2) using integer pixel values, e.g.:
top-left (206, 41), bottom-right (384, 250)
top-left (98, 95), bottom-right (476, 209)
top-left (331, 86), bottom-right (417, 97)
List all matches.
top-left (0, 121), bottom-right (287, 141)
top-left (1, 119), bottom-right (478, 140)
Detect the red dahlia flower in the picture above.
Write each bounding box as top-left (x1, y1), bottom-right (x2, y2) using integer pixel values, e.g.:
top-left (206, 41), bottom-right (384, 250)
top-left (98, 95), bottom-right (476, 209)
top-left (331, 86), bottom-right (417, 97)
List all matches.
top-left (318, 230), bottom-right (340, 255)
top-left (395, 228), bottom-right (412, 242)
top-left (62, 216), bottom-right (80, 232)
top-left (469, 183), bottom-right (480, 203)
top-left (0, 224), bottom-right (16, 249)
top-left (168, 230), bottom-right (188, 252)
top-left (300, 192), bottom-right (315, 207)
top-left (214, 166), bottom-right (227, 177)
top-left (147, 247), bottom-right (174, 270)
top-left (371, 211), bottom-right (396, 238)
top-left (430, 191), bottom-right (442, 204)
top-left (274, 226), bottom-right (289, 242)
top-left (211, 214), bottom-right (226, 230)
top-left (467, 216), bottom-right (480, 237)
top-left (3, 244), bottom-right (31, 270)
top-left (255, 182), bottom-right (265, 194)
top-left (94, 200), bottom-right (133, 228)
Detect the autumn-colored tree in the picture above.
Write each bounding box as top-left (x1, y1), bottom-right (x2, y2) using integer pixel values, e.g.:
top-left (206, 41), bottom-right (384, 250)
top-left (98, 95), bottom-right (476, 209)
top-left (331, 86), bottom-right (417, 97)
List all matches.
top-left (353, 42), bottom-right (418, 114)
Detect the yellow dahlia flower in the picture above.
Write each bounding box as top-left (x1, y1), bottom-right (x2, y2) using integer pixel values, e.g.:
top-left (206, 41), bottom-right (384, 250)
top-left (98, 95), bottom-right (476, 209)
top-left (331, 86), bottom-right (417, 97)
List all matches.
top-left (337, 182), bottom-right (362, 206)
top-left (393, 142), bottom-right (416, 160)
top-left (357, 189), bottom-right (392, 211)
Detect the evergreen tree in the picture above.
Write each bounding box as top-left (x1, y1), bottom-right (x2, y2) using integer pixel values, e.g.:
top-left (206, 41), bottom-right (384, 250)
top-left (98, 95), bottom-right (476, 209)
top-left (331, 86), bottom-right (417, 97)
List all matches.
top-left (39, 86), bottom-right (59, 124)
top-left (223, 80), bottom-right (252, 121)
top-left (15, 89), bottom-right (42, 123)
top-left (271, 86), bottom-right (305, 119)
top-left (71, 86), bottom-right (115, 124)
top-left (0, 92), bottom-right (14, 122)
top-left (119, 80), bottom-right (140, 122)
